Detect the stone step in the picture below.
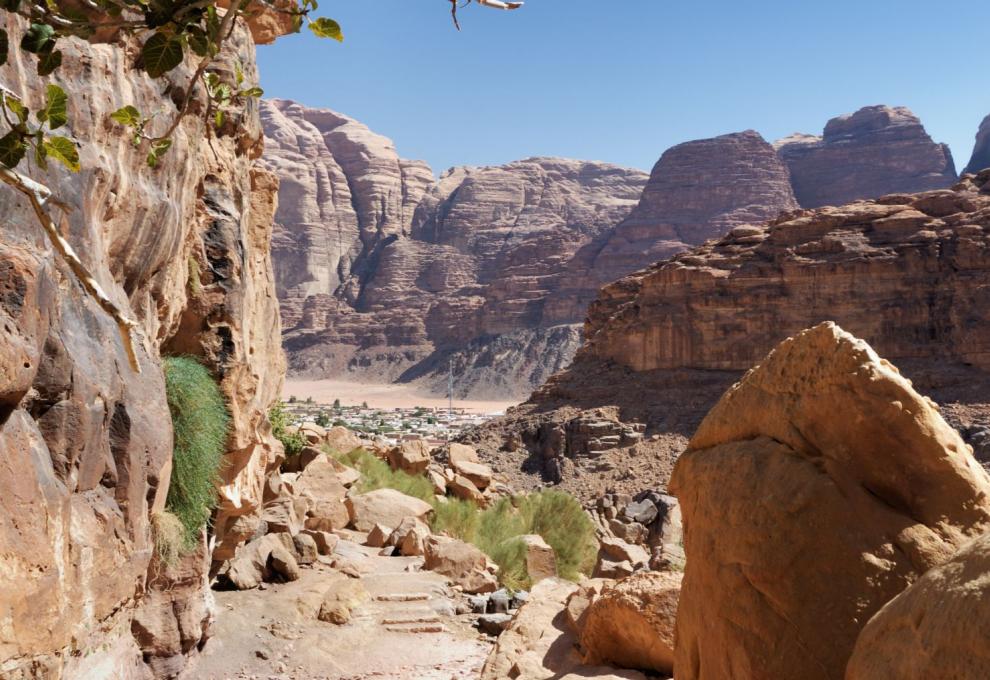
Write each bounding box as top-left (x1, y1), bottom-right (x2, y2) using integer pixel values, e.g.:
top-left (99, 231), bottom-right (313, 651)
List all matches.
top-left (375, 593), bottom-right (432, 602)
top-left (384, 623), bottom-right (448, 634)
top-left (380, 614), bottom-right (442, 626)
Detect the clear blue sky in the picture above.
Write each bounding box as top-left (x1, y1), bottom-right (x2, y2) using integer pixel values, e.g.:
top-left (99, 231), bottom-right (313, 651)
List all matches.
top-left (257, 0), bottom-right (990, 175)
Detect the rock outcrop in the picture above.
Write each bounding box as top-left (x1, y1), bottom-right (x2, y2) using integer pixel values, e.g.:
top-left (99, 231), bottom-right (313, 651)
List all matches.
top-left (776, 105), bottom-right (957, 208)
top-left (846, 531), bottom-right (990, 679)
top-left (469, 171), bottom-right (990, 500)
top-left (670, 323), bottom-right (990, 680)
top-left (585, 130), bottom-right (798, 285)
top-left (0, 15), bottom-right (284, 679)
top-left (261, 99), bottom-right (648, 398)
top-left (966, 113), bottom-right (990, 174)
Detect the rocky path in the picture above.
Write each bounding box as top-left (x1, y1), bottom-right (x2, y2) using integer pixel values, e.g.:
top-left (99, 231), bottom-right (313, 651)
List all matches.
top-left (186, 539), bottom-right (490, 680)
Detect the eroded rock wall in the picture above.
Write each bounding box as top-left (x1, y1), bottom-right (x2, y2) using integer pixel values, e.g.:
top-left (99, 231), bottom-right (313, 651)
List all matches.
top-left (776, 105), bottom-right (957, 208)
top-left (966, 113), bottom-right (990, 175)
top-left (0, 16), bottom-right (283, 679)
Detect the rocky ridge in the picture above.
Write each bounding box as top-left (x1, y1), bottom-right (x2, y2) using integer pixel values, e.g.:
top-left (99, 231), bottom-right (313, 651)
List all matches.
top-left (966, 113), bottom-right (990, 174)
top-left (0, 14), bottom-right (285, 680)
top-left (261, 99), bottom-right (649, 399)
top-left (468, 171), bottom-right (990, 500)
top-left (776, 105), bottom-right (957, 208)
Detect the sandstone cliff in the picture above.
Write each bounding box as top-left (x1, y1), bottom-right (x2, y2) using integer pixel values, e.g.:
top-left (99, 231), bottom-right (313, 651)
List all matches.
top-left (966, 113), bottom-right (990, 174)
top-left (776, 105), bottom-right (957, 208)
top-left (468, 171), bottom-right (990, 500)
top-left (0, 16), bottom-right (284, 679)
top-left (261, 101), bottom-right (650, 398)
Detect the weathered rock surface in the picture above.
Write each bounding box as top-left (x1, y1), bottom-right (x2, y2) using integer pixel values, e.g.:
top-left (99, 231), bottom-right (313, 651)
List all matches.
top-left (481, 578), bottom-right (646, 680)
top-left (0, 15), bottom-right (284, 679)
top-left (345, 488), bottom-right (433, 532)
top-left (966, 113), bottom-right (990, 174)
top-left (670, 323), bottom-right (990, 680)
top-left (846, 531), bottom-right (990, 680)
top-left (776, 105), bottom-right (957, 208)
top-left (423, 535), bottom-right (498, 594)
top-left (580, 571), bottom-right (680, 675)
top-left (585, 130), bottom-right (798, 286)
top-left (261, 99), bottom-right (649, 398)
top-left (469, 171), bottom-right (990, 500)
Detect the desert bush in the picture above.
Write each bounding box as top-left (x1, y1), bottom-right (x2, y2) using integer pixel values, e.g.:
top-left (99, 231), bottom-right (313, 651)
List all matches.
top-left (336, 448), bottom-right (434, 503)
top-left (150, 511), bottom-right (185, 568)
top-left (163, 356), bottom-right (230, 548)
top-left (270, 402), bottom-right (306, 457)
top-left (430, 498), bottom-right (481, 541)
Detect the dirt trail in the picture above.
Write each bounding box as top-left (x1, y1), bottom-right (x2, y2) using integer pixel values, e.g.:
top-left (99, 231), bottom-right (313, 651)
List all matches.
top-left (186, 540), bottom-right (491, 680)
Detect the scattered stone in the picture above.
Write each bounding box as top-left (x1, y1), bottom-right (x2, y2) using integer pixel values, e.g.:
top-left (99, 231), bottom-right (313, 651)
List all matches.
top-left (580, 571), bottom-right (681, 674)
top-left (365, 523), bottom-right (392, 549)
top-left (488, 590), bottom-right (511, 614)
top-left (447, 474), bottom-right (485, 504)
top-left (388, 517), bottom-right (431, 557)
top-left (477, 614), bottom-right (513, 636)
top-left (423, 536), bottom-right (498, 594)
top-left (346, 488), bottom-right (433, 532)
top-left (292, 533), bottom-right (318, 566)
top-left (450, 460), bottom-right (493, 490)
top-left (317, 578), bottom-right (369, 625)
top-left (386, 440), bottom-right (431, 475)
top-left (519, 534), bottom-right (557, 583)
top-left (448, 443), bottom-right (480, 466)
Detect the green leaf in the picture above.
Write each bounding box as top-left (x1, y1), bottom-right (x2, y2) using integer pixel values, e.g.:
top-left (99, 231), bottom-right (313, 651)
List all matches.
top-left (142, 32), bottom-right (184, 78)
top-left (44, 136), bottom-right (80, 172)
top-left (38, 84), bottom-right (68, 130)
top-left (213, 110), bottom-right (223, 129)
top-left (240, 87), bottom-right (263, 98)
top-left (20, 23), bottom-right (55, 54)
top-left (0, 29), bottom-right (8, 67)
top-left (234, 61), bottom-right (244, 86)
top-left (186, 27), bottom-right (210, 58)
top-left (110, 105), bottom-right (142, 127)
top-left (146, 138), bottom-right (172, 168)
top-left (0, 131), bottom-right (27, 168)
top-left (3, 95), bottom-right (28, 124)
top-left (308, 17), bottom-right (343, 42)
top-left (34, 136), bottom-right (48, 170)
top-left (37, 49), bottom-right (62, 76)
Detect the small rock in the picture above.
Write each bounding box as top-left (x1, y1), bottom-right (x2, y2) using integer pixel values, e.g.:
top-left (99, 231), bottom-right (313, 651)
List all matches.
top-left (477, 613), bottom-right (513, 636)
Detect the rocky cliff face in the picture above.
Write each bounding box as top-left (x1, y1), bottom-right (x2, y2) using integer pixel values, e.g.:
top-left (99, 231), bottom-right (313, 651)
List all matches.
top-left (966, 114), bottom-right (990, 175)
top-left (776, 105), bottom-right (957, 208)
top-left (261, 100), bottom-right (649, 398)
top-left (0, 16), bottom-right (284, 680)
top-left (583, 130), bottom-right (799, 286)
top-left (469, 171), bottom-right (990, 499)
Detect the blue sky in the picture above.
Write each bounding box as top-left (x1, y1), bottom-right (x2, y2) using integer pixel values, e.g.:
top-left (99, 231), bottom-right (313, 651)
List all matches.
top-left (258, 0), bottom-right (990, 175)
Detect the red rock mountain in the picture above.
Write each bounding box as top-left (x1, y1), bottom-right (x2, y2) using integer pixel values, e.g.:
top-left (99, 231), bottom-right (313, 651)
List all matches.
top-left (776, 105), bottom-right (957, 208)
top-left (470, 171), bottom-right (990, 500)
top-left (966, 113), bottom-right (990, 174)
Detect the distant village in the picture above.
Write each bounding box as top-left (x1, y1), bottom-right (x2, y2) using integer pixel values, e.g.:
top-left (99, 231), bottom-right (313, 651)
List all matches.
top-left (281, 395), bottom-right (501, 447)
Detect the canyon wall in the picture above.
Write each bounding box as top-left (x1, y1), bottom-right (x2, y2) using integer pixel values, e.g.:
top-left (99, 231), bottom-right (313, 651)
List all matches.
top-left (776, 105), bottom-right (957, 208)
top-left (261, 100), bottom-right (649, 398)
top-left (469, 172), bottom-right (990, 500)
top-left (268, 103), bottom-right (964, 398)
top-left (0, 17), bottom-right (284, 679)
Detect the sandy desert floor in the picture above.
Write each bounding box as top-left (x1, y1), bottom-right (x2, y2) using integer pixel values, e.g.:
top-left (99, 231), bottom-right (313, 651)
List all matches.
top-left (283, 379), bottom-right (519, 415)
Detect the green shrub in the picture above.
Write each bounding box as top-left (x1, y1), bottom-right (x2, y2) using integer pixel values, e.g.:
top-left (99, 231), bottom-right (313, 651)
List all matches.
top-left (270, 402), bottom-right (306, 456)
top-left (430, 498), bottom-right (481, 541)
top-left (335, 448), bottom-right (434, 503)
top-left (151, 511), bottom-right (185, 567)
top-left (517, 490), bottom-right (598, 581)
top-left (315, 411), bottom-right (332, 428)
top-left (163, 356), bottom-right (230, 548)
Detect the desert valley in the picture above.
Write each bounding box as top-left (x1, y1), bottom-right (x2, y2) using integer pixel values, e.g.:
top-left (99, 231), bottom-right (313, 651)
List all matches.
top-left (3, 2), bottom-right (990, 680)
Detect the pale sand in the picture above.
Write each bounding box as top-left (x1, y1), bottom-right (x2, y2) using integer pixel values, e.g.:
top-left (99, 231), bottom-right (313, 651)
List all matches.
top-left (283, 379), bottom-right (519, 415)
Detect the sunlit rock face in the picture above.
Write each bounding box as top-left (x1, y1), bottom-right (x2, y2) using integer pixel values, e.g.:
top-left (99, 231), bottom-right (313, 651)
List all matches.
top-left (0, 17), bottom-right (283, 679)
top-left (965, 113), bottom-right (990, 175)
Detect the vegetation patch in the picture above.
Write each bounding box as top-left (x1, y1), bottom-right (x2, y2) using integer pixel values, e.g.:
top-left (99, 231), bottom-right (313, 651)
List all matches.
top-left (270, 402), bottom-right (306, 457)
top-left (335, 447), bottom-right (435, 503)
top-left (164, 356), bottom-right (230, 549)
top-left (150, 510), bottom-right (185, 568)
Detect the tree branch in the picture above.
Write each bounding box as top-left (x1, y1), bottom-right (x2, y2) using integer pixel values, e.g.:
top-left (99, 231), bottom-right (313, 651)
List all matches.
top-left (0, 165), bottom-right (143, 372)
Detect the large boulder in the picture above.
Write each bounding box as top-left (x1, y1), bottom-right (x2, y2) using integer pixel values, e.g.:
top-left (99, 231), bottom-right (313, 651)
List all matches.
top-left (292, 455), bottom-right (350, 531)
top-left (519, 534), bottom-right (557, 584)
top-left (448, 474), bottom-right (485, 504)
top-left (324, 426), bottom-right (363, 454)
top-left (225, 533), bottom-right (298, 590)
top-left (580, 571), bottom-right (680, 674)
top-left (423, 535), bottom-right (498, 594)
top-left (670, 322), bottom-right (990, 680)
top-left (451, 459), bottom-right (493, 490)
top-left (448, 442), bottom-right (480, 466)
top-left (388, 516), bottom-right (432, 557)
top-left (386, 440), bottom-right (432, 475)
top-left (345, 488), bottom-right (433, 532)
top-left (481, 578), bottom-right (646, 680)
top-left (846, 531), bottom-right (990, 679)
